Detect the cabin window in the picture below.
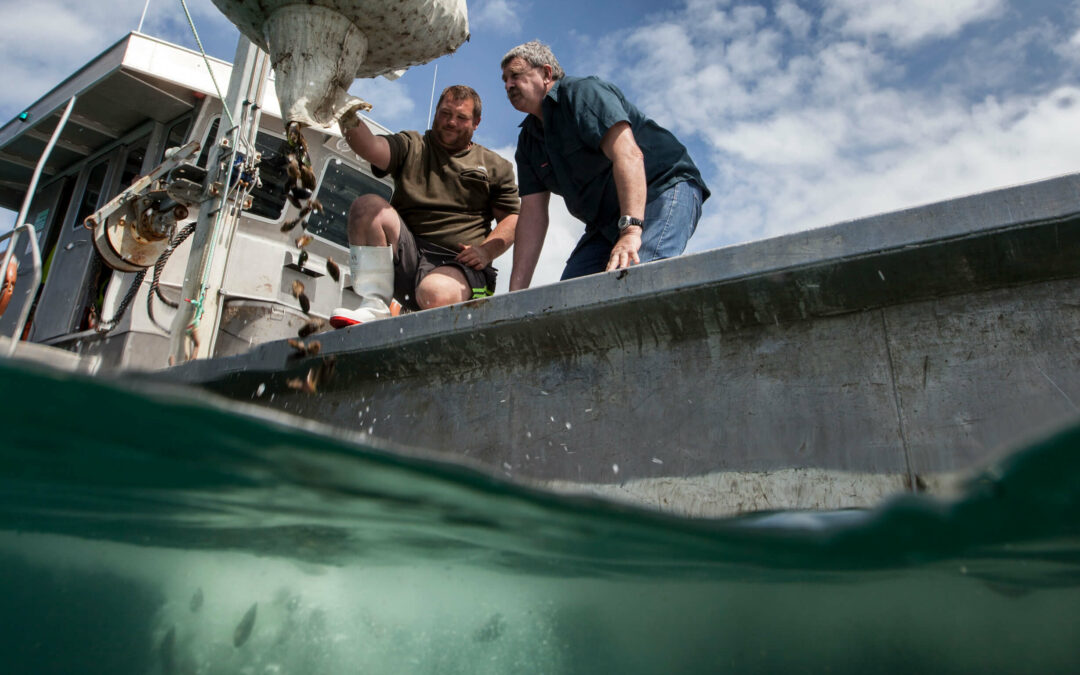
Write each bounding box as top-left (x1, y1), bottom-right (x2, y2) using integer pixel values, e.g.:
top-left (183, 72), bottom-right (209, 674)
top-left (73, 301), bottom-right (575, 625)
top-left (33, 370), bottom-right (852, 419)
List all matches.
top-left (119, 134), bottom-right (150, 189)
top-left (159, 116), bottom-right (193, 163)
top-left (197, 117), bottom-right (288, 221)
top-left (196, 118), bottom-right (218, 168)
top-left (306, 160), bottom-right (393, 247)
top-left (72, 160), bottom-right (110, 229)
top-left (249, 131), bottom-right (290, 220)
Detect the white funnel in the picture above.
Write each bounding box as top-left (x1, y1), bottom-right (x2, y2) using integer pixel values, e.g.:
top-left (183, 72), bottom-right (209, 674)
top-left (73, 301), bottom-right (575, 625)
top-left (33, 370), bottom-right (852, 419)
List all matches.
top-left (211, 0), bottom-right (469, 127)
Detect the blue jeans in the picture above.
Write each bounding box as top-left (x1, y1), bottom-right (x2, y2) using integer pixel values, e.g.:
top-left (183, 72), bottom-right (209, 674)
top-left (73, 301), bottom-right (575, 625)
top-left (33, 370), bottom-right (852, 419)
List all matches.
top-left (560, 180), bottom-right (703, 281)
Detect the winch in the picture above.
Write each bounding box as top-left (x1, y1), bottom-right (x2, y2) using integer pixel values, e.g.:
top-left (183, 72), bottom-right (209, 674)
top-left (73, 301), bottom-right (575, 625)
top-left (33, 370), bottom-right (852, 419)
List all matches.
top-left (84, 141), bottom-right (205, 272)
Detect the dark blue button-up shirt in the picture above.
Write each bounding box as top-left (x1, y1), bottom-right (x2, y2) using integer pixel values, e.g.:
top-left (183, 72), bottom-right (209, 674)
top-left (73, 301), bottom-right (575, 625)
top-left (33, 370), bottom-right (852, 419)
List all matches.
top-left (514, 76), bottom-right (709, 242)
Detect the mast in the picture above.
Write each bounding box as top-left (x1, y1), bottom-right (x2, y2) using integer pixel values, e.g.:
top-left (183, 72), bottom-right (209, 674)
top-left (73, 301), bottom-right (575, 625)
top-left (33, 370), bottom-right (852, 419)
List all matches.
top-left (168, 37), bottom-right (270, 362)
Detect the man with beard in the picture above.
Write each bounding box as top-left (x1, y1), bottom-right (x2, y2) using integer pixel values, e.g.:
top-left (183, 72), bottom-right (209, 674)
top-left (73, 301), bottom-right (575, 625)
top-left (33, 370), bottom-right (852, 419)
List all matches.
top-left (331, 85), bottom-right (520, 326)
top-left (500, 41), bottom-right (708, 290)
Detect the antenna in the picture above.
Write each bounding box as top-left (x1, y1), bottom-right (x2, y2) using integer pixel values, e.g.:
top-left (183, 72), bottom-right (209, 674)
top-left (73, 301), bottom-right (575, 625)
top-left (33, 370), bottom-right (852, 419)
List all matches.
top-left (427, 64), bottom-right (439, 129)
top-left (137, 0), bottom-right (152, 32)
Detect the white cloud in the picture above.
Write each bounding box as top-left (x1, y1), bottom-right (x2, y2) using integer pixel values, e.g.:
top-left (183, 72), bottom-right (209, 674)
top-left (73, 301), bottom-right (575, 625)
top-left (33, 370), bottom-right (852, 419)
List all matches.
top-left (626, 23), bottom-right (697, 81)
top-left (811, 41), bottom-right (889, 99)
top-left (584, 0), bottom-right (1080, 256)
top-left (1061, 27), bottom-right (1080, 62)
top-left (468, 0), bottom-right (525, 34)
top-left (711, 111), bottom-right (843, 167)
top-left (698, 87), bottom-right (1080, 247)
top-left (776, 1), bottom-right (813, 40)
top-left (0, 1), bottom-right (130, 119)
top-left (823, 0), bottom-right (1007, 46)
top-left (724, 28), bottom-right (785, 80)
top-left (0, 0), bottom-right (234, 121)
top-left (348, 77), bottom-right (416, 122)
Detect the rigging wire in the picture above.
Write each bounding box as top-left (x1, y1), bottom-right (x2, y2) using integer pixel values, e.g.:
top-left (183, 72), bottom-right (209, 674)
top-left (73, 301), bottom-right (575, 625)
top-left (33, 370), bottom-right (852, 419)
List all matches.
top-left (137, 0), bottom-right (152, 33)
top-left (179, 0), bottom-right (235, 128)
top-left (427, 64), bottom-right (439, 128)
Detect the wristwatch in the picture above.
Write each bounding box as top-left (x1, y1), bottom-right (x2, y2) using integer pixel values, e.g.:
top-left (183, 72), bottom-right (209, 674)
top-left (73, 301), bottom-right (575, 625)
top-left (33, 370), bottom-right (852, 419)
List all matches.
top-left (617, 215), bottom-right (644, 233)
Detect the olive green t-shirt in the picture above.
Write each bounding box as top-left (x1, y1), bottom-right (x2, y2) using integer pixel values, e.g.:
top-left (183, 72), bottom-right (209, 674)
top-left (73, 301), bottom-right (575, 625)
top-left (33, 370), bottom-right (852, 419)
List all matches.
top-left (372, 130), bottom-right (520, 251)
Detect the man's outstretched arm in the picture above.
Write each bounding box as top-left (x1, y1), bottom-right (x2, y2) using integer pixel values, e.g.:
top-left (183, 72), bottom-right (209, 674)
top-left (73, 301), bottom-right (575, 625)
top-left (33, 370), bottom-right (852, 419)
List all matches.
top-left (339, 105), bottom-right (392, 173)
top-left (509, 192), bottom-right (551, 291)
top-left (600, 120), bottom-right (647, 271)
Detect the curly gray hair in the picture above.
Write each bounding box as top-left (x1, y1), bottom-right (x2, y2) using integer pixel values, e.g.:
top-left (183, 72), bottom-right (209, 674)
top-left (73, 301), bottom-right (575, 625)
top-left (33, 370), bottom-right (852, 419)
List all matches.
top-left (500, 40), bottom-right (565, 80)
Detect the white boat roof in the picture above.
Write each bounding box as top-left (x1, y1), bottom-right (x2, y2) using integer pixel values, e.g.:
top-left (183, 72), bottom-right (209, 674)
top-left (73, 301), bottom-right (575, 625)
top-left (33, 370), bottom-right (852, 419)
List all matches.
top-left (0, 32), bottom-right (283, 212)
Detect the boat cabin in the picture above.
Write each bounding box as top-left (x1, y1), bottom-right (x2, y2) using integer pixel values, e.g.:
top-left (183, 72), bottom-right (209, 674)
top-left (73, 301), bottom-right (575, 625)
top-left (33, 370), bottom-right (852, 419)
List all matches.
top-left (0, 32), bottom-right (390, 370)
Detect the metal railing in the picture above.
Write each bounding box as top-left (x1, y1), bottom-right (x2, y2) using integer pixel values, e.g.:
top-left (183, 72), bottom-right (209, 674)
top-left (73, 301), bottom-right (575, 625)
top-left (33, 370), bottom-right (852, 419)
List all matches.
top-left (1, 95), bottom-right (77, 355)
top-left (0, 224), bottom-right (43, 355)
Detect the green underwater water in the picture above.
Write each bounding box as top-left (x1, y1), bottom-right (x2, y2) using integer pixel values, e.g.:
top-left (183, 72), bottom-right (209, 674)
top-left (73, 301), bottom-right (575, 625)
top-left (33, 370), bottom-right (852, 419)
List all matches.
top-left (0, 358), bottom-right (1078, 674)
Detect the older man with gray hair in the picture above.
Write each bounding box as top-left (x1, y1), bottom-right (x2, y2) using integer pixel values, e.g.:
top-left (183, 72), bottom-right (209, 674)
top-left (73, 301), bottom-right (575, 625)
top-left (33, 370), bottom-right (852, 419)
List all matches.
top-left (500, 40), bottom-right (709, 290)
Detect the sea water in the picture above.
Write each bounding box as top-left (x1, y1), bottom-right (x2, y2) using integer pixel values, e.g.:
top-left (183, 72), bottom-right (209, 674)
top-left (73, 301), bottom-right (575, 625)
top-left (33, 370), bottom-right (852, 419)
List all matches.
top-left (0, 359), bottom-right (1077, 674)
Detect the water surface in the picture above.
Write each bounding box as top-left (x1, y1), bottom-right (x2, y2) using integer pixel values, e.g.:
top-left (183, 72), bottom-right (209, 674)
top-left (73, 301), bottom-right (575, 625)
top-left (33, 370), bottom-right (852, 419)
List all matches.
top-left (0, 359), bottom-right (1077, 674)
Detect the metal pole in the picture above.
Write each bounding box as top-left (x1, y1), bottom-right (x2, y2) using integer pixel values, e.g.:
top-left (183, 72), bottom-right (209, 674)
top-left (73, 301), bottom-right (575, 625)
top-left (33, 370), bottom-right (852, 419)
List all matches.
top-left (14, 97), bottom-right (76, 235)
top-left (168, 37), bottom-right (267, 363)
top-left (1, 96), bottom-right (76, 348)
top-left (1, 224), bottom-right (42, 354)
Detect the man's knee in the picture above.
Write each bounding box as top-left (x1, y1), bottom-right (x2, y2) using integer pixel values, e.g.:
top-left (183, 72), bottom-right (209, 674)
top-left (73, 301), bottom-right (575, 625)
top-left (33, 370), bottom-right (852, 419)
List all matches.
top-left (348, 194), bottom-right (396, 244)
top-left (349, 193), bottom-right (390, 220)
top-left (416, 267), bottom-right (470, 309)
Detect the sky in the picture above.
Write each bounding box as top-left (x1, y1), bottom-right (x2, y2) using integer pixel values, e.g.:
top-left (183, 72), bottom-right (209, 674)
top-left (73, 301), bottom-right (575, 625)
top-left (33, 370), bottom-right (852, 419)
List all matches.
top-left (2, 0), bottom-right (1080, 289)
